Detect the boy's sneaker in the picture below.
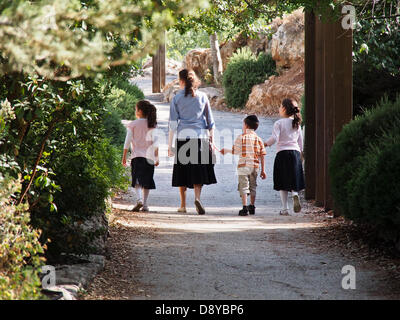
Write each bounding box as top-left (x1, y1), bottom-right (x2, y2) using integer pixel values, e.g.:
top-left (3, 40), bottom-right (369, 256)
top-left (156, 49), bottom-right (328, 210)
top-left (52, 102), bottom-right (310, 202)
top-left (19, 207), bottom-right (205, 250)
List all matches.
top-left (141, 205), bottom-right (149, 212)
top-left (194, 199), bottom-right (205, 215)
top-left (293, 194), bottom-right (301, 213)
top-left (239, 206), bottom-right (249, 216)
top-left (279, 209), bottom-right (289, 216)
top-left (248, 204), bottom-right (256, 215)
top-left (132, 201), bottom-right (143, 212)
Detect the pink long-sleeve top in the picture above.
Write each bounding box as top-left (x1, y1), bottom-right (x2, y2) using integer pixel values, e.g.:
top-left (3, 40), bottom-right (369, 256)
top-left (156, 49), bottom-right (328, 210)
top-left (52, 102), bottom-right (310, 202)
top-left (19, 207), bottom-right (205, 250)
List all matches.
top-left (123, 119), bottom-right (157, 161)
top-left (265, 118), bottom-right (303, 153)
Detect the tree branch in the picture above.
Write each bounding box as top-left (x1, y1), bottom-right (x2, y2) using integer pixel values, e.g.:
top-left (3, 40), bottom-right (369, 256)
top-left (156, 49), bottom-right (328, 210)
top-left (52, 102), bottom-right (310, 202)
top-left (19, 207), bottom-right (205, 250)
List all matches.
top-left (362, 13), bottom-right (400, 20)
top-left (17, 116), bottom-right (59, 205)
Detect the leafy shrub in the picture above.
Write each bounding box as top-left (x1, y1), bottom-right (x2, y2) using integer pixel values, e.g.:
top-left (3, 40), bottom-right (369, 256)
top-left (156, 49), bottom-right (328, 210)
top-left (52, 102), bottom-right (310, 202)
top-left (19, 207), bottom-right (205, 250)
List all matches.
top-left (31, 138), bottom-right (127, 258)
top-left (105, 76), bottom-right (144, 120)
top-left (329, 96), bottom-right (400, 239)
top-left (353, 62), bottom-right (400, 116)
top-left (0, 174), bottom-right (46, 300)
top-left (222, 48), bottom-right (276, 109)
top-left (102, 108), bottom-right (127, 146)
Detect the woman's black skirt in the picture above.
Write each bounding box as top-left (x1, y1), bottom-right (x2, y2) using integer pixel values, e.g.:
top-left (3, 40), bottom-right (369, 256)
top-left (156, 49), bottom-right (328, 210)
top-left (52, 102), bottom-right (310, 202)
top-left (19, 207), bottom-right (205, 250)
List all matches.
top-left (273, 150), bottom-right (305, 192)
top-left (172, 138), bottom-right (217, 189)
top-left (131, 157), bottom-right (156, 190)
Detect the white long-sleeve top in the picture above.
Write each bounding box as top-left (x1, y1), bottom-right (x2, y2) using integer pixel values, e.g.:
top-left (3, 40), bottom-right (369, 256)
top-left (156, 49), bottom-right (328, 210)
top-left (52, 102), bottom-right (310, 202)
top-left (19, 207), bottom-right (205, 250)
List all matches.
top-left (265, 118), bottom-right (303, 153)
top-left (123, 119), bottom-right (158, 161)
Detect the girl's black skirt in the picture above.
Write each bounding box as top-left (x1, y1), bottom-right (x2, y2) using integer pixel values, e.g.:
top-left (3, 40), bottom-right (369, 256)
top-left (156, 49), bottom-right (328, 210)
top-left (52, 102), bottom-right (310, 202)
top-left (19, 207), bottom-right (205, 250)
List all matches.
top-left (273, 150), bottom-right (305, 192)
top-left (172, 138), bottom-right (217, 189)
top-left (131, 157), bottom-right (156, 190)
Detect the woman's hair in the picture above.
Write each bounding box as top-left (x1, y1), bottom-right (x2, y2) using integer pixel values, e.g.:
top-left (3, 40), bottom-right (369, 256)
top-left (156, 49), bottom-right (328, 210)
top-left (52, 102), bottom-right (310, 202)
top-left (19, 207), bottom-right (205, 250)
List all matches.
top-left (179, 69), bottom-right (200, 97)
top-left (136, 100), bottom-right (157, 128)
top-left (282, 98), bottom-right (302, 130)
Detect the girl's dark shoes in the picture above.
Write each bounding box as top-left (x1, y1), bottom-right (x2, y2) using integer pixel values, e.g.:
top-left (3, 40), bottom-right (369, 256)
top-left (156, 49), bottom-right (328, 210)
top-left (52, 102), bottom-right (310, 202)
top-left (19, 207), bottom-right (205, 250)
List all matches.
top-left (239, 206), bottom-right (249, 216)
top-left (132, 201), bottom-right (143, 212)
top-left (248, 204), bottom-right (255, 215)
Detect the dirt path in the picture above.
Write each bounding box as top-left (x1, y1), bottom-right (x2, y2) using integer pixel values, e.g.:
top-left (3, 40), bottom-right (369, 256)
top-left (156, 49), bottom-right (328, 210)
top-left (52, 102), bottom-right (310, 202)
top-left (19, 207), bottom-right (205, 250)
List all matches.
top-left (84, 77), bottom-right (400, 300)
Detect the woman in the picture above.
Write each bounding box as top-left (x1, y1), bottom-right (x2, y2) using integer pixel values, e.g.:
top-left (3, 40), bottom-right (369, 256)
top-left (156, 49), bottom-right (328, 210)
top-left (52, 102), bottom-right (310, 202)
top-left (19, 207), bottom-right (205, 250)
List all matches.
top-left (168, 69), bottom-right (217, 215)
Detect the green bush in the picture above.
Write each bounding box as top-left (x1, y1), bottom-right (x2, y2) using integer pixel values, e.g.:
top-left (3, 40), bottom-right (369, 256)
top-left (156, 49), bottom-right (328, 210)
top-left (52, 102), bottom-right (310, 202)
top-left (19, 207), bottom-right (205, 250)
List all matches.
top-left (222, 48), bottom-right (276, 109)
top-left (105, 77), bottom-right (144, 120)
top-left (102, 109), bottom-right (127, 146)
top-left (329, 96), bottom-right (400, 239)
top-left (31, 138), bottom-right (128, 259)
top-left (0, 175), bottom-right (46, 300)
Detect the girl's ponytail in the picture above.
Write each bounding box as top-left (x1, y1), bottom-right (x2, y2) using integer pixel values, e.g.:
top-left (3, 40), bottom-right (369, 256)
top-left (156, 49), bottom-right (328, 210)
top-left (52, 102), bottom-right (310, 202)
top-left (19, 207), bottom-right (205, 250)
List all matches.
top-left (136, 100), bottom-right (157, 128)
top-left (179, 69), bottom-right (200, 97)
top-left (282, 98), bottom-right (302, 130)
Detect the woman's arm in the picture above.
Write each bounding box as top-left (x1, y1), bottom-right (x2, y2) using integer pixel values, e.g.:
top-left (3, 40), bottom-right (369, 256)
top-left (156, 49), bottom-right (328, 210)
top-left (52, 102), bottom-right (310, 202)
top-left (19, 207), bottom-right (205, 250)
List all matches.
top-left (168, 130), bottom-right (175, 157)
top-left (168, 97), bottom-right (179, 157)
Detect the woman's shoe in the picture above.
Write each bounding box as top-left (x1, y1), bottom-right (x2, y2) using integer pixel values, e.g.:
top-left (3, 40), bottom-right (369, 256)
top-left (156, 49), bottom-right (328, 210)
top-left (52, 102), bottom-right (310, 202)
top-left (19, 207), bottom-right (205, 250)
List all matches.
top-left (177, 207), bottom-right (187, 213)
top-left (293, 195), bottom-right (301, 213)
top-left (194, 199), bottom-right (205, 215)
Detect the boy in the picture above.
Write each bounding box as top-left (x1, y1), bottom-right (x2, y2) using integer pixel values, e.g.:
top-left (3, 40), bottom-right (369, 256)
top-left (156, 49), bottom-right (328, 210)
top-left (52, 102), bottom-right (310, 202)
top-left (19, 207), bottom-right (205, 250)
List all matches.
top-left (221, 115), bottom-right (267, 216)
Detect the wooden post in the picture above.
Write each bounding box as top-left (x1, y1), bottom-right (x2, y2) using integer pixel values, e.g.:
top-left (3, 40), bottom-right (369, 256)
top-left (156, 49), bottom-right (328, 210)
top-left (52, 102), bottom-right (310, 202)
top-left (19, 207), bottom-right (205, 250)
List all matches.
top-left (152, 48), bottom-right (161, 93)
top-left (323, 21), bottom-right (336, 210)
top-left (303, 8), bottom-right (353, 212)
top-left (314, 15), bottom-right (325, 207)
top-left (152, 32), bottom-right (166, 93)
top-left (332, 17), bottom-right (353, 216)
top-left (304, 10), bottom-right (316, 200)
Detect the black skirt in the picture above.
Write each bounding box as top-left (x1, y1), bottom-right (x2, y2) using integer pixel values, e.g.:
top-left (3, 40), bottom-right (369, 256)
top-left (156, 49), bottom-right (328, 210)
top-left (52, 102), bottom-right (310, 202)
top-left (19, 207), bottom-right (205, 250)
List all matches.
top-left (172, 138), bottom-right (217, 189)
top-left (273, 150), bottom-right (305, 192)
top-left (131, 157), bottom-right (156, 189)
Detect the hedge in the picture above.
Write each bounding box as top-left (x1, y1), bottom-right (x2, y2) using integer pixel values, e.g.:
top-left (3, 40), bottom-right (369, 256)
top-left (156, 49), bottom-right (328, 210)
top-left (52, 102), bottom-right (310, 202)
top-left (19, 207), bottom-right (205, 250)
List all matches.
top-left (329, 96), bottom-right (400, 239)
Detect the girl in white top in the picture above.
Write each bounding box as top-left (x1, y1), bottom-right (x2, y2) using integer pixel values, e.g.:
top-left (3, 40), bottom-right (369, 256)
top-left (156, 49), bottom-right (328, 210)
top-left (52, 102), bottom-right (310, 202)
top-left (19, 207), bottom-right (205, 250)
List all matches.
top-left (264, 98), bottom-right (305, 215)
top-left (122, 100), bottom-right (159, 212)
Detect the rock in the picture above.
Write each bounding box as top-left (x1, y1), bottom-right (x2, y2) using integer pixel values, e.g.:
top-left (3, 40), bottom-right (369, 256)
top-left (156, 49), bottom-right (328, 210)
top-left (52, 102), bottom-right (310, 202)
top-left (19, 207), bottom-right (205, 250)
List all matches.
top-left (270, 9), bottom-right (305, 68)
top-left (161, 79), bottom-right (180, 102)
top-left (77, 212), bottom-right (108, 255)
top-left (198, 87), bottom-right (223, 102)
top-left (183, 48), bottom-right (212, 80)
top-left (245, 60), bottom-right (304, 116)
top-left (141, 58), bottom-right (182, 77)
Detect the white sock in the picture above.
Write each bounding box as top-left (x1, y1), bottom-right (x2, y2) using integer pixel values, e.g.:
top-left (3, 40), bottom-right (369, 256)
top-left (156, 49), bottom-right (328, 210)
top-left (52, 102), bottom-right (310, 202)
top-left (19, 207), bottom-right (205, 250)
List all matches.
top-left (143, 189), bottom-right (150, 207)
top-left (280, 190), bottom-right (289, 210)
top-left (135, 184), bottom-right (142, 202)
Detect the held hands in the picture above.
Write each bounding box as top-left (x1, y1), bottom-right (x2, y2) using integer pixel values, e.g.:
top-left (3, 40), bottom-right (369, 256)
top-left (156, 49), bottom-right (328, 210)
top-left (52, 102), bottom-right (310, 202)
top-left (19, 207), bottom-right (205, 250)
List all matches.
top-left (220, 148), bottom-right (230, 155)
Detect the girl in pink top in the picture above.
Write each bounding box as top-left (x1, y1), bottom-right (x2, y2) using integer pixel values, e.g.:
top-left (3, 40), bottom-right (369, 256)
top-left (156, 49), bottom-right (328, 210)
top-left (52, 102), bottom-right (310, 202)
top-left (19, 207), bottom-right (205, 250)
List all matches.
top-left (122, 100), bottom-right (159, 212)
top-left (264, 98), bottom-right (305, 216)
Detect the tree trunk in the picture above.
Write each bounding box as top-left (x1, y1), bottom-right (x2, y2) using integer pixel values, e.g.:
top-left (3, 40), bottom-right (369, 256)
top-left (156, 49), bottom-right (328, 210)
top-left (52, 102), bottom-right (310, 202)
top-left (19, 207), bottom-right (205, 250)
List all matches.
top-left (209, 32), bottom-right (223, 85)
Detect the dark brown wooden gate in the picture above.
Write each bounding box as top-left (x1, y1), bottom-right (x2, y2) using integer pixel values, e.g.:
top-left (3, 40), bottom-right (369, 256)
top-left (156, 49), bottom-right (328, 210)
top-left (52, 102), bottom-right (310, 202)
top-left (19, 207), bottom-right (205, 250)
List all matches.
top-left (304, 11), bottom-right (353, 213)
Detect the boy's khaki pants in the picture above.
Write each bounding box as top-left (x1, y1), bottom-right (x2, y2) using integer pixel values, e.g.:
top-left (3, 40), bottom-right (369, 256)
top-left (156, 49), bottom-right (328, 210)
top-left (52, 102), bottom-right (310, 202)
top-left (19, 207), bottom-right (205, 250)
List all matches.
top-left (237, 166), bottom-right (258, 197)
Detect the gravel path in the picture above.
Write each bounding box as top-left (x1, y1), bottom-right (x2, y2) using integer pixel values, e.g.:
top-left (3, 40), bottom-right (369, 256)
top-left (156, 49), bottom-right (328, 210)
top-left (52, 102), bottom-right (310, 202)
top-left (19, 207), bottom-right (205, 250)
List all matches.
top-left (84, 77), bottom-right (400, 300)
